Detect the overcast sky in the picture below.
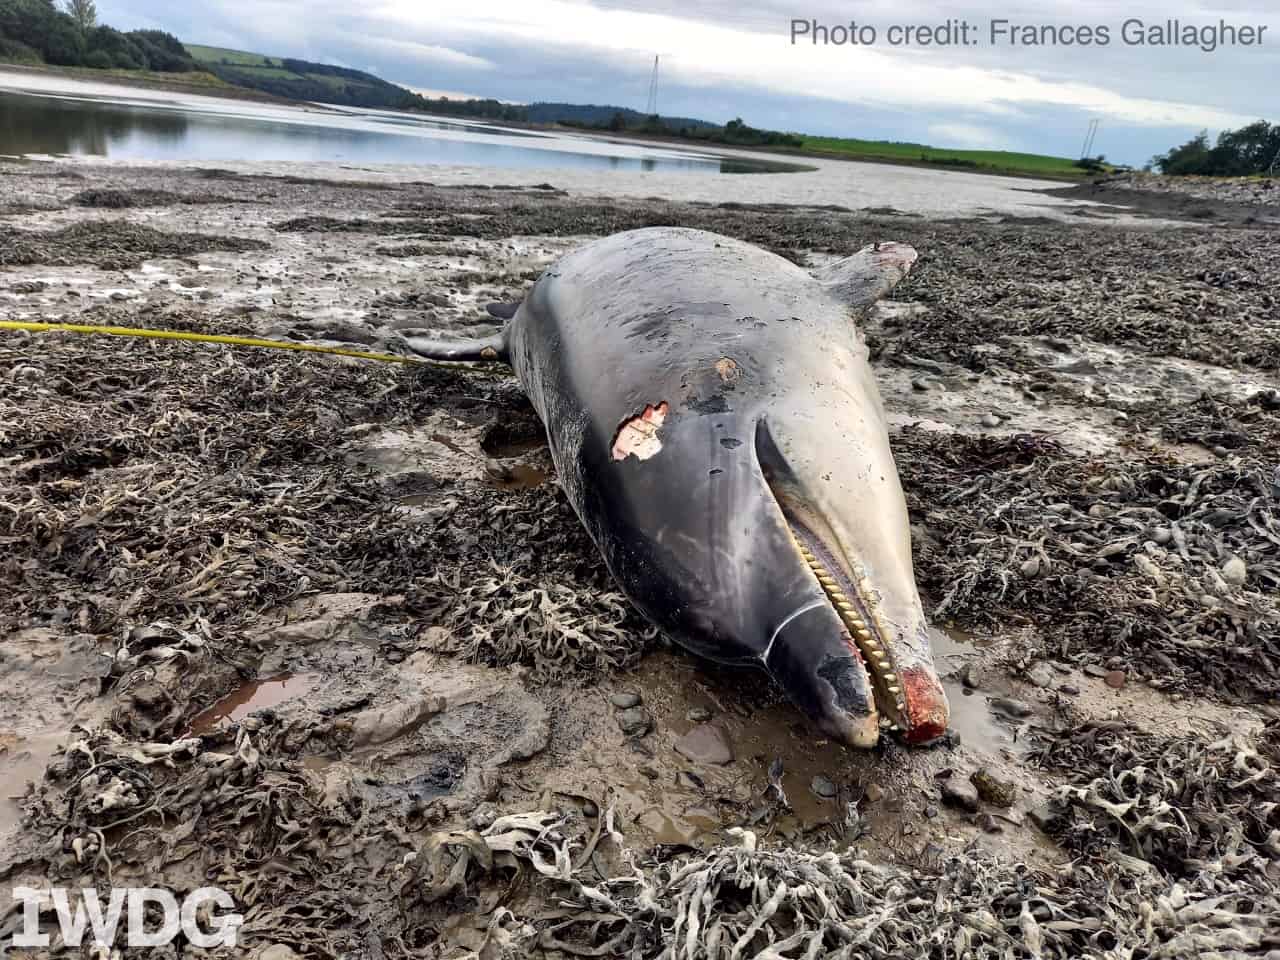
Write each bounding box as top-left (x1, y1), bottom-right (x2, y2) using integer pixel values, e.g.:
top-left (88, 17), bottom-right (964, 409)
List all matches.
top-left (97, 0), bottom-right (1276, 165)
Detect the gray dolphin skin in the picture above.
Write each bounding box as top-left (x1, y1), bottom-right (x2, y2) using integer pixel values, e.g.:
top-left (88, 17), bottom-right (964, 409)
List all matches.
top-left (404, 227), bottom-right (949, 748)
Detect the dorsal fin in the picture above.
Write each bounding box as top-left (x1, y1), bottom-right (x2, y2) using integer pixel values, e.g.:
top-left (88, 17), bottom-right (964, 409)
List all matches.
top-left (813, 242), bottom-right (917, 311)
top-left (399, 330), bottom-right (509, 363)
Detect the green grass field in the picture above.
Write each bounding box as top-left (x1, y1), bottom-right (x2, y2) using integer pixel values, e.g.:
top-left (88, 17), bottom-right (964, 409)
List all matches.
top-left (183, 45), bottom-right (276, 67)
top-left (794, 136), bottom-right (1093, 178)
top-left (183, 46), bottom-right (377, 95)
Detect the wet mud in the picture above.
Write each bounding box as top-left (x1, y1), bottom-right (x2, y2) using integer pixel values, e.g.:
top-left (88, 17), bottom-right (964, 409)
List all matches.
top-left (0, 161), bottom-right (1277, 957)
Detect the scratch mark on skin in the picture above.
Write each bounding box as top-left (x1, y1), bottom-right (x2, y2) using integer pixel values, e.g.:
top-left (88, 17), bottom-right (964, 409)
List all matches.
top-left (611, 401), bottom-right (669, 461)
top-left (760, 600), bottom-right (827, 665)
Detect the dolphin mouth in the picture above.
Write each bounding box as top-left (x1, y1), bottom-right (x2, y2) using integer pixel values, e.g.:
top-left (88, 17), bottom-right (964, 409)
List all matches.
top-left (783, 515), bottom-right (907, 734)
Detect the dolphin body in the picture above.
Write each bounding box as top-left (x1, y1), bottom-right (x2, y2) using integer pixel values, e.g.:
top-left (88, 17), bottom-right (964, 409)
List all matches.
top-left (406, 227), bottom-right (949, 747)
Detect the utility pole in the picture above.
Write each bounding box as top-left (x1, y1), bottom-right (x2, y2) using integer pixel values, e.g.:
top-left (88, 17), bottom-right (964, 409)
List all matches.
top-left (1079, 118), bottom-right (1100, 160)
top-left (645, 55), bottom-right (659, 116)
top-left (1269, 145), bottom-right (1280, 177)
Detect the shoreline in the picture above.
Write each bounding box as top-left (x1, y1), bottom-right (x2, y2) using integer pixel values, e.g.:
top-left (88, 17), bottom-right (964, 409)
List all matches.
top-left (0, 59), bottom-right (307, 106)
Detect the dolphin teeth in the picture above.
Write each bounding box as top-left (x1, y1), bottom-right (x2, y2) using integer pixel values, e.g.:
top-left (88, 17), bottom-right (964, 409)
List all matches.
top-left (883, 673), bottom-right (897, 681)
top-left (857, 629), bottom-right (872, 640)
top-left (887, 685), bottom-right (901, 694)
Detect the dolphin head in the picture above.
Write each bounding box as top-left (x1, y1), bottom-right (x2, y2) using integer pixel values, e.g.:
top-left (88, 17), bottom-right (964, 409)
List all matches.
top-left (592, 353), bottom-right (948, 748)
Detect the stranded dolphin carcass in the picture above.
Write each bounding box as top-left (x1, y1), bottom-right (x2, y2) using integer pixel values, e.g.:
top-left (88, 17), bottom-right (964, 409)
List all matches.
top-left (404, 227), bottom-right (949, 748)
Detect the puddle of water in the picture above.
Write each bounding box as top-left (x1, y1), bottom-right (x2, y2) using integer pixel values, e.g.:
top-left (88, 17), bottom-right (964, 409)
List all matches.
top-left (482, 435), bottom-right (547, 459)
top-left (1, 730), bottom-right (68, 840)
top-left (187, 672), bottom-right (321, 734)
top-left (930, 627), bottom-right (1018, 754)
top-left (489, 463), bottom-right (548, 490)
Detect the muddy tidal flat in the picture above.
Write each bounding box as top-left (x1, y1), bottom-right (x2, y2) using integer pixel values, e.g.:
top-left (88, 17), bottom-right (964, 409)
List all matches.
top-left (1, 159), bottom-right (1279, 958)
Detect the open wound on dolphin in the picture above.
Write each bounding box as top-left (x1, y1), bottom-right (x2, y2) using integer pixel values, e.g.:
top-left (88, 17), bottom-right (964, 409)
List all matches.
top-left (611, 402), bottom-right (669, 461)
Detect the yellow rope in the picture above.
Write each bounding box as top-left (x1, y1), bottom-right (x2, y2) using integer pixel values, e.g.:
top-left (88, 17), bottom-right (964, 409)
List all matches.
top-left (0, 319), bottom-right (424, 365)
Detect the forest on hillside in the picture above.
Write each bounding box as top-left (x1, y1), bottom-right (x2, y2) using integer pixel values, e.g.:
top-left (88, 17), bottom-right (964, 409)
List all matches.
top-left (0, 0), bottom-right (195, 71)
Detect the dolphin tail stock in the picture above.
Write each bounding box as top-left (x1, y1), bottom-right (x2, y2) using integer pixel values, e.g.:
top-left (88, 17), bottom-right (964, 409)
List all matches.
top-left (812, 241), bottom-right (918, 312)
top-left (398, 330), bottom-right (510, 363)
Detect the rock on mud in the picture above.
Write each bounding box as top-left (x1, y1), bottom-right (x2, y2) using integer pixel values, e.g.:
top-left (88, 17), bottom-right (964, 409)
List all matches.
top-left (941, 778), bottom-right (980, 812)
top-left (970, 770), bottom-right (1018, 808)
top-left (616, 706), bottom-right (653, 737)
top-left (673, 723), bottom-right (734, 765)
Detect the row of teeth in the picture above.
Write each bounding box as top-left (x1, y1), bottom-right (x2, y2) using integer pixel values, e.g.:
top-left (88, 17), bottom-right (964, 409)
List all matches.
top-left (795, 540), bottom-right (905, 713)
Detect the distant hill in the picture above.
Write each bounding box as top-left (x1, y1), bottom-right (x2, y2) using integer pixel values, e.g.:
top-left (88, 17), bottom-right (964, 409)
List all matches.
top-left (186, 45), bottom-right (426, 111)
top-left (181, 46), bottom-right (726, 130)
top-left (525, 102), bottom-right (717, 132)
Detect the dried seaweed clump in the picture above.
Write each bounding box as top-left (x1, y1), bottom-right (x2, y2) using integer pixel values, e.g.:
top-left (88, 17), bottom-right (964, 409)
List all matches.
top-left (1035, 721), bottom-right (1280, 880)
top-left (420, 562), bottom-right (652, 681)
top-left (416, 809), bottom-right (1280, 958)
top-left (71, 188), bottom-right (237, 208)
top-left (0, 221), bottom-right (268, 269)
top-left (17, 723), bottom-right (402, 955)
top-left (898, 430), bottom-right (1280, 699)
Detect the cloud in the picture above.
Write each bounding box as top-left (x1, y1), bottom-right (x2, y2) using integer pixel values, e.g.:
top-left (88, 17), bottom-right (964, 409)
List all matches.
top-left (351, 36), bottom-right (495, 71)
top-left (365, 0), bottom-right (1261, 129)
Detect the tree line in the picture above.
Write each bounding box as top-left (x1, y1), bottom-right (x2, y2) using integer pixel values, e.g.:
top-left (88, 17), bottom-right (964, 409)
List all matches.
top-left (1154, 121), bottom-right (1279, 176)
top-left (0, 0), bottom-right (196, 71)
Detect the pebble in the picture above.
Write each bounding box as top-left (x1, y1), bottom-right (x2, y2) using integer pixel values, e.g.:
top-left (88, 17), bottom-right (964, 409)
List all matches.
top-left (582, 800), bottom-right (599, 818)
top-left (687, 706), bottom-right (713, 722)
top-left (259, 947), bottom-right (303, 960)
top-left (1221, 555), bottom-right (1247, 587)
top-left (976, 813), bottom-right (1004, 834)
top-left (988, 697), bottom-right (1033, 718)
top-left (1027, 803), bottom-right (1059, 832)
top-left (1059, 684), bottom-right (1080, 696)
top-left (1083, 664), bottom-right (1109, 679)
top-left (980, 413), bottom-right (1001, 428)
top-left (864, 783), bottom-right (885, 803)
top-left (961, 663), bottom-right (982, 689)
top-left (676, 771), bottom-right (706, 791)
top-left (1104, 670), bottom-right (1127, 689)
top-left (616, 706), bottom-right (653, 737)
top-left (811, 775), bottom-right (838, 799)
top-left (673, 723), bottom-right (734, 765)
top-left (940, 779), bottom-right (980, 812)
top-left (1026, 663), bottom-right (1054, 688)
top-left (924, 804), bottom-right (940, 819)
top-left (1153, 527), bottom-right (1173, 545)
top-left (610, 692), bottom-right (641, 709)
